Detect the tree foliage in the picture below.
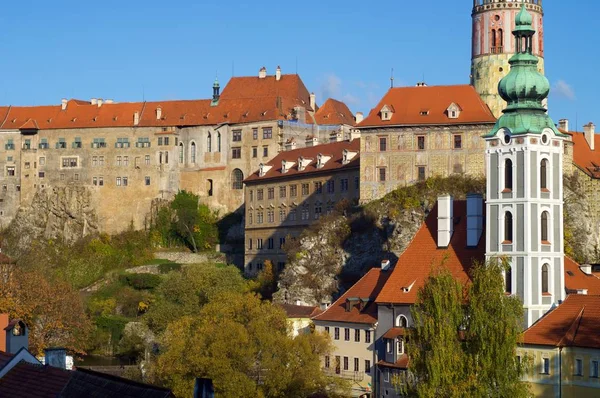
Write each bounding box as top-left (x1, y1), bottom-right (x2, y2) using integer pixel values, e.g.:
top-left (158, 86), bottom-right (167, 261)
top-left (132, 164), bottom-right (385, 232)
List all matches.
top-left (152, 292), bottom-right (349, 397)
top-left (169, 190), bottom-right (219, 252)
top-left (409, 261), bottom-right (529, 398)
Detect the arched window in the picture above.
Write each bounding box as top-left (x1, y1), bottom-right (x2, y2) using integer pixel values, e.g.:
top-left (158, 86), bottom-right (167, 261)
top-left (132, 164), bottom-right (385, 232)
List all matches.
top-left (498, 29), bottom-right (504, 50)
top-left (395, 315), bottom-right (408, 328)
top-left (505, 159), bottom-right (513, 191)
top-left (540, 159), bottom-right (548, 190)
top-left (190, 142), bottom-right (196, 164)
top-left (541, 211), bottom-right (549, 242)
top-left (491, 29), bottom-right (497, 50)
top-left (542, 264), bottom-right (549, 294)
top-left (165, 151), bottom-right (169, 164)
top-left (217, 132), bottom-right (222, 152)
top-left (179, 143), bottom-right (184, 164)
top-left (232, 168), bottom-right (243, 190)
top-left (207, 133), bottom-right (212, 153)
top-left (504, 212), bottom-right (513, 242)
top-left (505, 266), bottom-right (512, 294)
top-left (397, 337), bottom-right (405, 355)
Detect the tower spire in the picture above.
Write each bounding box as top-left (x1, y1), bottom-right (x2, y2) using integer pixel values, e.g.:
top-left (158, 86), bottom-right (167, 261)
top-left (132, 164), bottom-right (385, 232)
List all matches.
top-left (211, 74), bottom-right (220, 107)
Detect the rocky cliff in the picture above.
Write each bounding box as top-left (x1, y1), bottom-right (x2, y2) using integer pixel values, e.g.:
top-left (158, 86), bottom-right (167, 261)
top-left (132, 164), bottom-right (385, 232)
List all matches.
top-left (564, 173), bottom-right (600, 264)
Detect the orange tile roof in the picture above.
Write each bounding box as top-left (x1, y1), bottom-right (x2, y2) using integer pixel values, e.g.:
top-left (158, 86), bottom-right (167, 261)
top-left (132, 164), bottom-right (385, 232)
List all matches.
top-left (566, 131), bottom-right (600, 178)
top-left (377, 354), bottom-right (410, 369)
top-left (312, 267), bottom-right (393, 325)
top-left (358, 85), bottom-right (496, 128)
top-left (522, 294), bottom-right (600, 349)
top-left (564, 256), bottom-right (600, 295)
top-left (313, 98), bottom-right (355, 126)
top-left (244, 139), bottom-right (360, 183)
top-left (382, 327), bottom-right (407, 339)
top-left (220, 74), bottom-right (312, 109)
top-left (280, 303), bottom-right (322, 318)
top-left (376, 201), bottom-right (485, 305)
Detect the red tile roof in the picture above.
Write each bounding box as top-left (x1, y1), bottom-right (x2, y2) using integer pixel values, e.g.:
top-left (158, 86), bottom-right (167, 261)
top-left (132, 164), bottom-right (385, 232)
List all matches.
top-left (377, 354), bottom-right (410, 369)
top-left (358, 85), bottom-right (496, 128)
top-left (312, 267), bottom-right (393, 325)
top-left (280, 304), bottom-right (322, 318)
top-left (0, 362), bottom-right (72, 398)
top-left (382, 327), bottom-right (407, 339)
top-left (566, 131), bottom-right (600, 178)
top-left (244, 139), bottom-right (360, 183)
top-left (376, 201), bottom-right (485, 305)
top-left (564, 257), bottom-right (600, 295)
top-left (313, 99), bottom-right (355, 126)
top-left (522, 294), bottom-right (600, 349)
top-left (220, 74), bottom-right (312, 109)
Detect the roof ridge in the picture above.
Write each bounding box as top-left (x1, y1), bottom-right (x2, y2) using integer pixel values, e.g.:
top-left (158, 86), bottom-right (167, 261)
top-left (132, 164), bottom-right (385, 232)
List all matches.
top-left (559, 305), bottom-right (585, 347)
top-left (0, 105), bottom-right (11, 128)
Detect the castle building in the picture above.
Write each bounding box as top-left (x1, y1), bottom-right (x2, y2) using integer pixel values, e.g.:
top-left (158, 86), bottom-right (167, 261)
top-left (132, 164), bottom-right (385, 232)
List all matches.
top-left (483, 5), bottom-right (566, 327)
top-left (471, 0), bottom-right (545, 118)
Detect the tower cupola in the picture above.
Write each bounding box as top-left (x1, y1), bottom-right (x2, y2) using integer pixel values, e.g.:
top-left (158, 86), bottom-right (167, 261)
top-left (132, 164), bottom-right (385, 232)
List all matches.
top-left (211, 76), bottom-right (220, 107)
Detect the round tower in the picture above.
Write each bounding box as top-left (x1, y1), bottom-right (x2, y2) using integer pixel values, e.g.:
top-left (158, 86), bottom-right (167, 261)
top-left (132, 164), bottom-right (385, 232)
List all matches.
top-left (471, 0), bottom-right (545, 118)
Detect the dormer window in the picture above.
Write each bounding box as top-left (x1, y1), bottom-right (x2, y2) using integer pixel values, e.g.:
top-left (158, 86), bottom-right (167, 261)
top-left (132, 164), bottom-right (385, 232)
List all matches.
top-left (281, 160), bottom-right (295, 173)
top-left (446, 103), bottom-right (461, 119)
top-left (298, 157), bottom-right (312, 171)
top-left (380, 104), bottom-right (394, 121)
top-left (259, 163), bottom-right (272, 177)
top-left (317, 153), bottom-right (332, 169)
top-left (342, 149), bottom-right (358, 165)
top-left (420, 110), bottom-right (429, 116)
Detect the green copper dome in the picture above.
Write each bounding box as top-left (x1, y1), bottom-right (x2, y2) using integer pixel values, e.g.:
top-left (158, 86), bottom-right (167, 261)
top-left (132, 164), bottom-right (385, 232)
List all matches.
top-left (485, 6), bottom-right (565, 138)
top-left (213, 77), bottom-right (220, 88)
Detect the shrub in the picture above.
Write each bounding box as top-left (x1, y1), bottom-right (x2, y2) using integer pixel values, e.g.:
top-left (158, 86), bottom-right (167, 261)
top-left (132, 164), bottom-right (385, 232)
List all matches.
top-left (158, 263), bottom-right (182, 274)
top-left (120, 273), bottom-right (162, 290)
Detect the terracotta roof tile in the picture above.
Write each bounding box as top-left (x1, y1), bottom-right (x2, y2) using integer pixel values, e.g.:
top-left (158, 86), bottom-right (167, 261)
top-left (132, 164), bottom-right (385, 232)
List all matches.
top-left (522, 294), bottom-right (600, 349)
top-left (314, 99), bottom-right (355, 126)
top-left (564, 256), bottom-right (600, 295)
top-left (376, 201), bottom-right (486, 305)
top-left (220, 74), bottom-right (312, 110)
top-left (312, 267), bottom-right (392, 325)
top-left (382, 327), bottom-right (407, 339)
top-left (244, 139), bottom-right (360, 183)
top-left (566, 131), bottom-right (600, 178)
top-left (359, 85), bottom-right (496, 128)
top-left (377, 354), bottom-right (410, 369)
top-left (280, 304), bottom-right (322, 318)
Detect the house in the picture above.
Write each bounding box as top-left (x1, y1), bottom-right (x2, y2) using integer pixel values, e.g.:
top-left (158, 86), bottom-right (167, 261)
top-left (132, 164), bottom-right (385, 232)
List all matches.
top-left (279, 303), bottom-right (321, 337)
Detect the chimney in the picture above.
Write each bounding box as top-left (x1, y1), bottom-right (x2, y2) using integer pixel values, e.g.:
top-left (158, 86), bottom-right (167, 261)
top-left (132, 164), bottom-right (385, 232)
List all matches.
top-left (259, 66), bottom-right (267, 79)
top-left (44, 348), bottom-right (67, 369)
top-left (355, 112), bottom-right (364, 124)
top-left (133, 111), bottom-right (140, 126)
top-left (466, 193), bottom-right (484, 247)
top-left (558, 119), bottom-right (569, 132)
top-left (61, 99), bottom-right (67, 111)
top-left (580, 264), bottom-right (592, 275)
top-left (305, 135), bottom-right (318, 147)
top-left (96, 98), bottom-right (102, 107)
top-left (381, 259), bottom-right (391, 271)
top-left (350, 129), bottom-right (361, 141)
top-left (90, 98), bottom-right (97, 105)
top-left (156, 106), bottom-right (162, 120)
top-left (310, 93), bottom-right (316, 111)
top-left (105, 99), bottom-right (114, 104)
top-left (437, 195), bottom-right (454, 248)
top-left (285, 140), bottom-right (297, 151)
top-left (275, 66), bottom-right (281, 81)
top-left (584, 122), bottom-right (595, 151)
top-left (0, 314), bottom-right (7, 352)
top-left (329, 131), bottom-right (342, 143)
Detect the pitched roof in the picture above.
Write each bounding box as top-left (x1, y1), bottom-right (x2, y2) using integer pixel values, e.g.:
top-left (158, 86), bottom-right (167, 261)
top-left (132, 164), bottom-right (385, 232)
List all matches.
top-left (377, 354), bottom-right (410, 370)
top-left (522, 294), bottom-right (600, 349)
top-left (220, 74), bottom-right (312, 109)
top-left (0, 362), bottom-right (72, 398)
top-left (358, 85), bottom-right (496, 128)
top-left (564, 257), bottom-right (600, 295)
top-left (313, 99), bottom-right (355, 126)
top-left (376, 201), bottom-right (486, 305)
top-left (0, 351), bottom-right (13, 370)
top-left (312, 267), bottom-right (392, 325)
top-left (567, 131), bottom-right (600, 178)
top-left (244, 139), bottom-right (360, 183)
top-left (280, 304), bottom-right (322, 318)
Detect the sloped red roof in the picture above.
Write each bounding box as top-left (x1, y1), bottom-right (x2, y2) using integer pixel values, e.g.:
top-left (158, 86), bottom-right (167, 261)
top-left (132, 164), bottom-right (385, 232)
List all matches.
top-left (359, 85), bottom-right (496, 128)
top-left (244, 139), bottom-right (360, 183)
top-left (314, 99), bottom-right (355, 126)
top-left (0, 362), bottom-right (71, 398)
top-left (522, 294), bottom-right (600, 349)
top-left (567, 131), bottom-right (600, 179)
top-left (377, 354), bottom-right (410, 369)
top-left (376, 201), bottom-right (486, 305)
top-left (564, 256), bottom-right (600, 295)
top-left (280, 303), bottom-right (322, 318)
top-left (312, 267), bottom-right (392, 325)
top-left (220, 74), bottom-right (312, 109)
top-left (382, 327), bottom-right (407, 339)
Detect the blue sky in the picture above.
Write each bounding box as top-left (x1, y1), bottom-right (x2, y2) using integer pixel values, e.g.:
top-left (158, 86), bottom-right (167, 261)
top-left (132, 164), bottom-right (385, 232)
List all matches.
top-left (0, 1), bottom-right (596, 130)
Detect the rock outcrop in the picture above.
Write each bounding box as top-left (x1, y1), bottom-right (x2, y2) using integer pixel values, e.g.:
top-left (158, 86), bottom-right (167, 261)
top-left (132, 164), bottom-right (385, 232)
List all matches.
top-left (564, 174), bottom-right (600, 264)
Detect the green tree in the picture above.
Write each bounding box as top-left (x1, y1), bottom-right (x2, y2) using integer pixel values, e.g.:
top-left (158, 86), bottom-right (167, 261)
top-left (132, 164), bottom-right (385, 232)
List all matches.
top-left (256, 259), bottom-right (277, 300)
top-left (171, 190), bottom-right (218, 252)
top-left (409, 261), bottom-right (529, 398)
top-left (152, 292), bottom-right (349, 397)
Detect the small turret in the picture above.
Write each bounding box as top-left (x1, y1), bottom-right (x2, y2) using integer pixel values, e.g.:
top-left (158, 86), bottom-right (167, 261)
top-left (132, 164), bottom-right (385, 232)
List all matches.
top-left (211, 76), bottom-right (220, 107)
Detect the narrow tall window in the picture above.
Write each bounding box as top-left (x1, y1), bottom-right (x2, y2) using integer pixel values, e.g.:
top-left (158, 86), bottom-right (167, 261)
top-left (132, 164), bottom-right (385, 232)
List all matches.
top-left (232, 169), bottom-right (243, 190)
top-left (504, 212), bottom-right (513, 242)
top-left (207, 133), bottom-right (212, 152)
top-left (498, 29), bottom-right (504, 50)
top-left (217, 132), bottom-right (222, 152)
top-left (542, 264), bottom-right (549, 294)
top-left (505, 159), bottom-right (513, 191)
top-left (491, 29), bottom-right (497, 50)
top-left (190, 142), bottom-right (196, 163)
top-left (540, 159), bottom-right (548, 190)
top-left (506, 266), bottom-right (512, 293)
top-left (179, 143), bottom-right (184, 163)
top-left (541, 211), bottom-right (549, 242)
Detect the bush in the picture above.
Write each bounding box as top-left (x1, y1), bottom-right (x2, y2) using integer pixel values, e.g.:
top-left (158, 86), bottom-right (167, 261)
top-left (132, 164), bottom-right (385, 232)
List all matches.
top-left (95, 315), bottom-right (129, 348)
top-left (158, 263), bottom-right (182, 274)
top-left (120, 273), bottom-right (162, 290)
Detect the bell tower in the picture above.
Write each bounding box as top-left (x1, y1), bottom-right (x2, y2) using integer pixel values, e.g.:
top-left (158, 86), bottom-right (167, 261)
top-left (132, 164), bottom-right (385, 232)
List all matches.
top-left (484, 6), bottom-right (566, 328)
top-left (471, 0), bottom-right (545, 118)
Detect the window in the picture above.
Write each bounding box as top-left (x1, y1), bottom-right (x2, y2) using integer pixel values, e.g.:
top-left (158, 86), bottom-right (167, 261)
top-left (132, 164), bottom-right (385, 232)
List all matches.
top-left (135, 137), bottom-right (150, 148)
top-left (257, 239), bottom-right (263, 249)
top-left (505, 159), bottom-right (513, 191)
top-left (257, 189), bottom-right (264, 200)
top-left (324, 356), bottom-right (330, 369)
top-left (145, 155), bottom-right (151, 165)
top-left (289, 209), bottom-right (297, 221)
top-left (24, 162), bottom-right (30, 169)
top-left (207, 133), bottom-right (212, 152)
top-left (314, 204), bottom-right (322, 219)
top-left (268, 187), bottom-right (275, 199)
top-left (252, 147), bottom-right (258, 158)
top-left (315, 182), bottom-right (323, 194)
top-left (116, 177), bottom-right (122, 186)
top-left (115, 138), bottom-right (129, 148)
top-left (335, 356), bottom-right (341, 374)
top-left (397, 337), bottom-right (404, 354)
top-left (506, 266), bottom-right (512, 293)
top-left (575, 359), bottom-right (583, 376)
top-left (365, 360), bottom-right (371, 374)
top-left (263, 127), bottom-right (272, 139)
top-left (542, 264), bottom-right (549, 294)
top-left (123, 156), bottom-right (129, 166)
top-left (541, 211), bottom-right (549, 242)
top-left (257, 211), bottom-right (264, 224)
top-left (145, 176), bottom-right (151, 186)
top-left (334, 327), bottom-right (340, 340)
top-left (38, 171), bottom-right (45, 178)
top-left (249, 190), bottom-right (254, 202)
top-left (99, 156), bottom-right (104, 166)
top-left (418, 166), bottom-right (426, 181)
top-left (253, 128), bottom-right (258, 140)
top-left (279, 186), bottom-right (286, 198)
top-left (387, 339), bottom-right (393, 353)
top-left (592, 360), bottom-right (599, 378)
top-left (179, 143), bottom-right (184, 163)
top-left (56, 138), bottom-right (66, 149)
top-left (6, 166), bottom-right (15, 177)
top-left (325, 326), bottom-right (330, 335)
top-left (379, 167), bottom-right (386, 182)
top-left (232, 169), bottom-right (243, 190)
top-left (365, 330), bottom-right (371, 343)
top-left (267, 210), bottom-right (274, 223)
top-left (395, 315), bottom-right (408, 328)
top-left (504, 212), bottom-right (513, 242)
top-left (39, 138), bottom-right (49, 149)
top-left (354, 358), bottom-right (359, 372)
top-left (279, 237), bottom-right (285, 249)
top-left (340, 178), bottom-right (348, 192)
top-left (263, 146), bottom-right (268, 157)
top-left (190, 142), bottom-right (196, 163)
top-left (268, 238), bottom-right (274, 249)
top-left (158, 137), bottom-right (163, 146)
top-left (354, 329), bottom-right (360, 342)
top-left (343, 357), bottom-right (348, 371)
top-left (62, 157), bottom-right (78, 168)
top-left (302, 183), bottom-right (309, 196)
top-left (417, 136), bottom-right (425, 150)
top-left (290, 184), bottom-right (297, 197)
top-left (454, 135), bottom-right (462, 149)
top-left (39, 157), bottom-right (46, 166)
top-left (92, 177), bottom-right (97, 186)
top-left (540, 159), bottom-right (548, 190)
top-left (379, 137), bottom-right (387, 152)
top-left (384, 369), bottom-right (390, 382)
top-left (92, 138), bottom-right (106, 148)
top-left (327, 180), bottom-right (335, 194)
top-left (5, 139), bottom-right (14, 150)
top-left (217, 133), bottom-right (222, 152)
top-left (116, 156), bottom-right (122, 166)
top-left (301, 208), bottom-right (310, 220)
top-left (232, 130), bottom-right (242, 142)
